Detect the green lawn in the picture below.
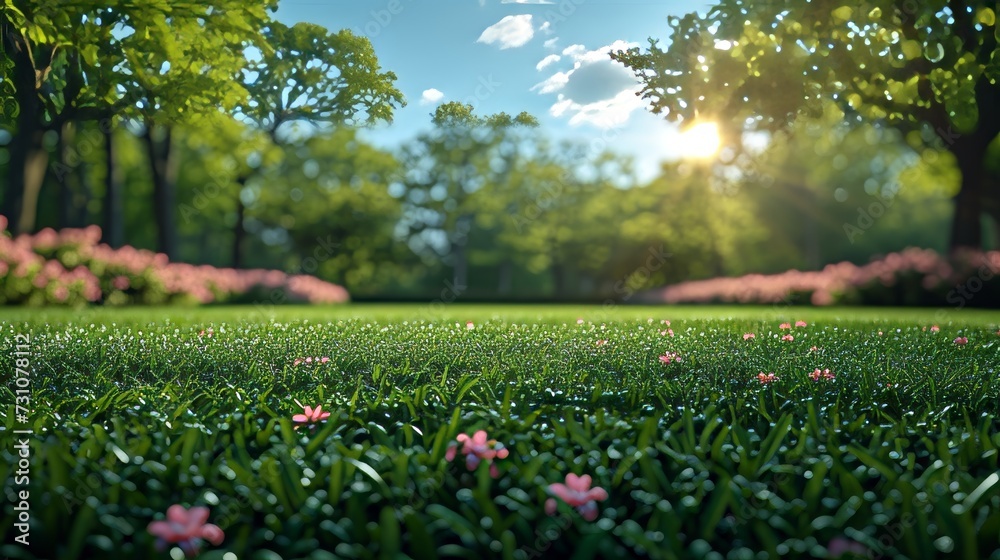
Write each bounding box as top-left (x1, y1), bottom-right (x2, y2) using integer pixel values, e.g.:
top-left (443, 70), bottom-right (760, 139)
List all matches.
top-left (2, 305), bottom-right (1000, 559)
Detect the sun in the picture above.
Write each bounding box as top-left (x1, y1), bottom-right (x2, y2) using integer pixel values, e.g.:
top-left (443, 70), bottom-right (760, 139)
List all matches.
top-left (680, 122), bottom-right (722, 159)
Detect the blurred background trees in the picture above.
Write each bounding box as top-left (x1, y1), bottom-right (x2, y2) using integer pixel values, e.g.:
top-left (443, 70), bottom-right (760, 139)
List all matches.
top-left (0, 0), bottom-right (991, 302)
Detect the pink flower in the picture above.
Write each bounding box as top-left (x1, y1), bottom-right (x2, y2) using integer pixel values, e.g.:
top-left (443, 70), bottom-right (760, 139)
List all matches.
top-left (659, 352), bottom-right (681, 364)
top-left (293, 356), bottom-right (329, 366)
top-left (577, 318), bottom-right (585, 324)
top-left (660, 329), bottom-right (674, 336)
top-left (930, 325), bottom-right (940, 332)
top-left (781, 334), bottom-right (794, 342)
top-left (595, 340), bottom-right (607, 346)
top-left (757, 372), bottom-right (778, 384)
top-left (544, 473), bottom-right (608, 521)
top-left (954, 336), bottom-right (968, 345)
top-left (661, 319), bottom-right (670, 326)
top-left (147, 505), bottom-right (224, 557)
top-left (743, 333), bottom-right (755, 340)
top-left (466, 321), bottom-right (475, 330)
top-left (810, 368), bottom-right (835, 381)
top-left (809, 346), bottom-right (818, 352)
top-left (827, 536), bottom-right (869, 558)
top-left (198, 328), bottom-right (213, 338)
top-left (292, 405), bottom-right (331, 426)
top-left (445, 430), bottom-right (509, 478)
top-left (794, 320), bottom-right (807, 327)
top-left (112, 275), bottom-right (130, 290)
top-left (779, 323), bottom-right (791, 329)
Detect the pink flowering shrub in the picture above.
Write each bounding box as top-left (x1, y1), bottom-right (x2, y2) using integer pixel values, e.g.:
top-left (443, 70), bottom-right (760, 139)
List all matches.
top-left (0, 218), bottom-right (350, 306)
top-left (645, 247), bottom-right (1000, 307)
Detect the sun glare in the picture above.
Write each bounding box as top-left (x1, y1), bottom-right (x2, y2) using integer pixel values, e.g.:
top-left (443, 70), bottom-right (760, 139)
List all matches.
top-left (680, 122), bottom-right (722, 159)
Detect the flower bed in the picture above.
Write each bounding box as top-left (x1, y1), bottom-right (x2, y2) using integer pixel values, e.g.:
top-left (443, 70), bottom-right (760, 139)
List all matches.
top-left (643, 247), bottom-right (1000, 307)
top-left (0, 216), bottom-right (349, 306)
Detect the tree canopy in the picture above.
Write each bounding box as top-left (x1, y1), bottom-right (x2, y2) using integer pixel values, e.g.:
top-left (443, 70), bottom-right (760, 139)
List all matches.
top-left (612, 0), bottom-right (1000, 249)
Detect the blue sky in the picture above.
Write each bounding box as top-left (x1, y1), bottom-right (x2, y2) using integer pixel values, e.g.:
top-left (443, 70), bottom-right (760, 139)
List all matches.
top-left (275, 0), bottom-right (709, 181)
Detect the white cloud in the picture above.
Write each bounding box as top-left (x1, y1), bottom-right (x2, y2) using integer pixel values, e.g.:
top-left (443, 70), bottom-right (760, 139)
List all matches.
top-left (549, 89), bottom-right (645, 128)
top-left (539, 21), bottom-right (552, 34)
top-left (535, 54), bottom-right (561, 71)
top-left (531, 71), bottom-right (570, 93)
top-left (477, 15), bottom-right (534, 49)
top-left (420, 88), bottom-right (445, 105)
top-left (544, 37), bottom-right (559, 49)
top-left (533, 40), bottom-right (644, 129)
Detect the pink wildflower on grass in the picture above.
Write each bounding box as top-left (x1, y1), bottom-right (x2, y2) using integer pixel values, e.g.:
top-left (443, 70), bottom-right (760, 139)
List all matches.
top-left (660, 329), bottom-right (674, 336)
top-left (930, 325), bottom-right (940, 332)
top-left (545, 473), bottom-right (609, 521)
top-left (292, 405), bottom-right (331, 426)
top-left (147, 505), bottom-right (224, 557)
top-left (466, 321), bottom-right (475, 330)
top-left (595, 340), bottom-right (607, 347)
top-left (293, 356), bottom-right (330, 366)
top-left (659, 352), bottom-right (681, 364)
top-left (198, 328), bottom-right (213, 338)
top-left (577, 318), bottom-right (585, 324)
top-left (757, 372), bottom-right (778, 384)
top-left (810, 368), bottom-right (835, 381)
top-left (445, 430), bottom-right (510, 478)
top-left (795, 320), bottom-right (807, 327)
top-left (954, 336), bottom-right (968, 345)
top-left (781, 334), bottom-right (794, 342)
top-left (743, 333), bottom-right (755, 340)
top-left (779, 323), bottom-right (791, 329)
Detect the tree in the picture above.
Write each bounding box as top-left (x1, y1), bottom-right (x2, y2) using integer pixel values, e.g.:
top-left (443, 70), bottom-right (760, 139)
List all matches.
top-left (226, 20), bottom-right (405, 267)
top-left (252, 128), bottom-right (414, 294)
top-left (399, 102), bottom-right (538, 292)
top-left (0, 0), bottom-right (275, 249)
top-left (612, 0), bottom-right (1000, 250)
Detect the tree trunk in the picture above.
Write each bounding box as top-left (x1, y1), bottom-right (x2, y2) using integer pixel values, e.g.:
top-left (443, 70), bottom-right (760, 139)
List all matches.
top-left (18, 144), bottom-right (50, 234)
top-left (451, 214), bottom-right (471, 291)
top-left (56, 122), bottom-right (82, 228)
top-left (232, 178), bottom-right (247, 268)
top-left (947, 138), bottom-right (987, 252)
top-left (551, 262), bottom-right (566, 299)
top-left (73, 146), bottom-right (93, 227)
top-left (102, 128), bottom-right (124, 247)
top-left (143, 124), bottom-right (179, 259)
top-left (497, 258), bottom-right (512, 295)
top-left (1, 18), bottom-right (35, 233)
